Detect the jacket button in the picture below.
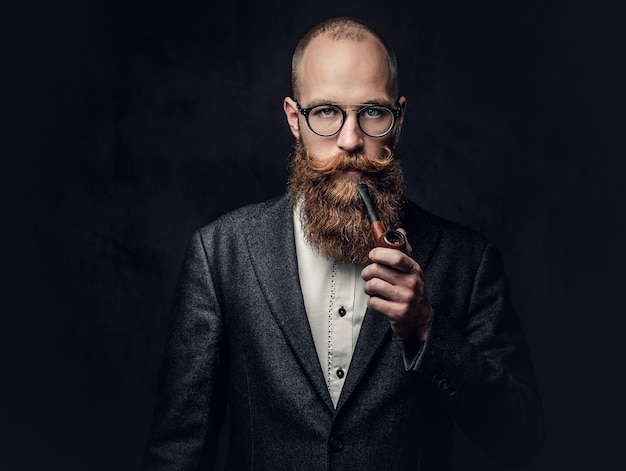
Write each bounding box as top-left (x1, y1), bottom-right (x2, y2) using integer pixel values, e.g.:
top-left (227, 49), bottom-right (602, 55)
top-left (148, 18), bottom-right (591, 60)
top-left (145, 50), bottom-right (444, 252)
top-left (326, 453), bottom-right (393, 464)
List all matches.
top-left (338, 307), bottom-right (346, 317)
top-left (336, 368), bottom-right (345, 379)
top-left (329, 436), bottom-right (344, 451)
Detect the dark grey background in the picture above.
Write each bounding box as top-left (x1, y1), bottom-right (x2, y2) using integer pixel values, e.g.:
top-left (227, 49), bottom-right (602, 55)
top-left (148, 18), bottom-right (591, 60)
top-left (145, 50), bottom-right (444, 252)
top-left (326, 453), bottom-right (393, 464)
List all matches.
top-left (2, 0), bottom-right (625, 470)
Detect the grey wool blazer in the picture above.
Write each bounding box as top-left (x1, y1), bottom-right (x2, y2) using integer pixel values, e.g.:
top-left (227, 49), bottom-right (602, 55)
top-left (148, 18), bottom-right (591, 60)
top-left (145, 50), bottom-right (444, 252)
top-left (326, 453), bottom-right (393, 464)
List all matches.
top-left (140, 195), bottom-right (544, 471)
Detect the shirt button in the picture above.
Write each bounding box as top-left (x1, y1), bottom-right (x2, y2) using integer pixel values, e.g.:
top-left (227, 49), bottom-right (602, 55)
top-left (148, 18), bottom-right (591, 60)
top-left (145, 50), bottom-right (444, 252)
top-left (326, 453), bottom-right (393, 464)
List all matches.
top-left (336, 368), bottom-right (345, 379)
top-left (338, 306), bottom-right (346, 317)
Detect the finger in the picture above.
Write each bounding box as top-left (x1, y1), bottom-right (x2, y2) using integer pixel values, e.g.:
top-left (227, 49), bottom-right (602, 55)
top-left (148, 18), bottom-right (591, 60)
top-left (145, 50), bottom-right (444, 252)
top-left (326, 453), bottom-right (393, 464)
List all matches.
top-left (364, 275), bottom-right (419, 305)
top-left (367, 295), bottom-right (405, 320)
top-left (362, 262), bottom-right (421, 292)
top-left (368, 247), bottom-right (421, 275)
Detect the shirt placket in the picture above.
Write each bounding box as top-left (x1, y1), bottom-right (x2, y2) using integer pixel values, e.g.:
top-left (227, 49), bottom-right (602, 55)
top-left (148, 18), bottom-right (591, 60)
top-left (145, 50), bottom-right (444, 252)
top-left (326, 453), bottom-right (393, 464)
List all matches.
top-left (328, 264), bottom-right (356, 405)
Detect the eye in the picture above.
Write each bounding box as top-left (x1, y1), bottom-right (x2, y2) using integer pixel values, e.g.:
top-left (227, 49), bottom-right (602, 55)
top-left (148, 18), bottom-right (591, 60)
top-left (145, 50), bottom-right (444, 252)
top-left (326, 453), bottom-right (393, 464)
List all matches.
top-left (361, 106), bottom-right (384, 119)
top-left (311, 105), bottom-right (340, 119)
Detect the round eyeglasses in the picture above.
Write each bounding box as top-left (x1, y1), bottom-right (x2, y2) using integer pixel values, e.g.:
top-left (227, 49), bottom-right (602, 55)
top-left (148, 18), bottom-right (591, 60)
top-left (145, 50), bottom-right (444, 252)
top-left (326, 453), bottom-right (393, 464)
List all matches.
top-left (296, 102), bottom-right (402, 138)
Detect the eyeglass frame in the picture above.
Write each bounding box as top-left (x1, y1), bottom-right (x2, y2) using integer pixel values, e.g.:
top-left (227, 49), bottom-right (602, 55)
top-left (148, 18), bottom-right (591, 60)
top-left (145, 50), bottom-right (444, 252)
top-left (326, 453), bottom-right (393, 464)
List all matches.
top-left (295, 101), bottom-right (403, 138)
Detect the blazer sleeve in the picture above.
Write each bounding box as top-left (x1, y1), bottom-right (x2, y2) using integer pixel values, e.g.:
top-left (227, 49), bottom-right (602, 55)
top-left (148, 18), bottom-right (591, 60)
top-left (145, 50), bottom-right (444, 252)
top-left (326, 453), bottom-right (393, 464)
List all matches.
top-left (412, 241), bottom-right (544, 466)
top-left (140, 230), bottom-right (228, 471)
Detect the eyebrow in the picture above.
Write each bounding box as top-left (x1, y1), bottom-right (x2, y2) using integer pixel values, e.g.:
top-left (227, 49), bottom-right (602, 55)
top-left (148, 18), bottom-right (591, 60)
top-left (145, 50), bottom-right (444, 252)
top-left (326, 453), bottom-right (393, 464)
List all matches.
top-left (303, 98), bottom-right (395, 108)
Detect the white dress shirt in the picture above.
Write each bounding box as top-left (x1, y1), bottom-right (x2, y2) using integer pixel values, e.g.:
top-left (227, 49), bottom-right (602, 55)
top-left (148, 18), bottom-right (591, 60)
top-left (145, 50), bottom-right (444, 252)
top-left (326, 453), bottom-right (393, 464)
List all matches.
top-left (293, 207), bottom-right (368, 407)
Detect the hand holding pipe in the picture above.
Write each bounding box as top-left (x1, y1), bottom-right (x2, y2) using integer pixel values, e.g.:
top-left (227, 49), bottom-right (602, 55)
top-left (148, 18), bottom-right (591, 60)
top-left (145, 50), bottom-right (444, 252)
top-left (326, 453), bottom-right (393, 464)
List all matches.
top-left (356, 184), bottom-right (407, 252)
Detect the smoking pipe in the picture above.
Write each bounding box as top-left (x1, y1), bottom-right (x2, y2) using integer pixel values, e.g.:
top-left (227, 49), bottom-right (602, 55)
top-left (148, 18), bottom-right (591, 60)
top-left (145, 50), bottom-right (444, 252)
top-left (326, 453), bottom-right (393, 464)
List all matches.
top-left (356, 184), bottom-right (406, 252)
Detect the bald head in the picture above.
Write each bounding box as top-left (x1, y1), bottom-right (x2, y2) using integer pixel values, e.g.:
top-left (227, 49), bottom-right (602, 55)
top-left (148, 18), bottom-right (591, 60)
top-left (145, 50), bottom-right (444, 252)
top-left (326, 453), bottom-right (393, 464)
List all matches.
top-left (290, 17), bottom-right (399, 101)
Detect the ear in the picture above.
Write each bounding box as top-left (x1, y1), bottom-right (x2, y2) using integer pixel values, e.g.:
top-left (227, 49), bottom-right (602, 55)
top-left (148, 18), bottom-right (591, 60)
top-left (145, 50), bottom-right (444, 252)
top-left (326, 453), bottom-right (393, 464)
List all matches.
top-left (396, 96), bottom-right (407, 133)
top-left (283, 97), bottom-right (301, 139)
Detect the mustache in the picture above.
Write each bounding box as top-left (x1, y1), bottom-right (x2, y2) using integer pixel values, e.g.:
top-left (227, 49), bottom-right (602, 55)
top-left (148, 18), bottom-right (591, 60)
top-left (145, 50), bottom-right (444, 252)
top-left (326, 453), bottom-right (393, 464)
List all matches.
top-left (300, 145), bottom-right (394, 176)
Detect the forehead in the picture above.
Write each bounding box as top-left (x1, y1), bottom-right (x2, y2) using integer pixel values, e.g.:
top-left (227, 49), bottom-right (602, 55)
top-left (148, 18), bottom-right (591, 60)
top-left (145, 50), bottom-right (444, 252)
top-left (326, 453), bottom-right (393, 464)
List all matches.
top-left (297, 34), bottom-right (393, 104)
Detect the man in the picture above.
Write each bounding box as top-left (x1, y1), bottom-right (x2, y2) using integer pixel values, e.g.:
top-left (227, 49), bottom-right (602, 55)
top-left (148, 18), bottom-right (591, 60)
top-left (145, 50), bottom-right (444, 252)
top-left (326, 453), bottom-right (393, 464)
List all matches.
top-left (141, 16), bottom-right (544, 470)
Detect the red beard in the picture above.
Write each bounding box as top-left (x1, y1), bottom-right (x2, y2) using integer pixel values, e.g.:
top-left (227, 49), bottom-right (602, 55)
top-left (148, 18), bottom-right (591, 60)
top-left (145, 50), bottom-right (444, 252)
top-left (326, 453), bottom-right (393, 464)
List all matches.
top-left (288, 140), bottom-right (405, 265)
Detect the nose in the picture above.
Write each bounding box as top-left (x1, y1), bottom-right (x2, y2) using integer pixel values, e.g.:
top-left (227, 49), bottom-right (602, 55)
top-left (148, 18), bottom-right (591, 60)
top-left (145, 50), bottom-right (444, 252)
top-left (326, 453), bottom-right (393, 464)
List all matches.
top-left (336, 112), bottom-right (364, 152)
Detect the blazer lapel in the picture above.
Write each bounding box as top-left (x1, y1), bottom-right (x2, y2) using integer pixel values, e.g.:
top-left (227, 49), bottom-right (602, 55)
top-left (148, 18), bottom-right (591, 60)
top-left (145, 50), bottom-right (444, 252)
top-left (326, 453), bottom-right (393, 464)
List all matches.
top-left (244, 196), bottom-right (334, 410)
top-left (403, 201), bottom-right (442, 274)
top-left (336, 200), bottom-right (442, 411)
top-left (336, 305), bottom-right (390, 410)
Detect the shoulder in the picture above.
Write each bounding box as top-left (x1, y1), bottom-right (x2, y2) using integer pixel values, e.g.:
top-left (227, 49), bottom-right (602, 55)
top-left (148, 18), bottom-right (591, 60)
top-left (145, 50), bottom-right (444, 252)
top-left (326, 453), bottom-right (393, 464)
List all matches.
top-left (403, 199), bottom-right (498, 269)
top-left (195, 195), bottom-right (292, 242)
top-left (180, 195), bottom-right (290, 267)
top-left (196, 195), bottom-right (288, 234)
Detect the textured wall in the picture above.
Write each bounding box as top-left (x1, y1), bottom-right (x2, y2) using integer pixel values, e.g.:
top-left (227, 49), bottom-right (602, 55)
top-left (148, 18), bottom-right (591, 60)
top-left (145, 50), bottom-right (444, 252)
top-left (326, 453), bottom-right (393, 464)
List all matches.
top-left (2, 1), bottom-right (625, 469)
